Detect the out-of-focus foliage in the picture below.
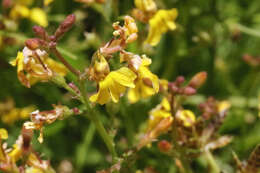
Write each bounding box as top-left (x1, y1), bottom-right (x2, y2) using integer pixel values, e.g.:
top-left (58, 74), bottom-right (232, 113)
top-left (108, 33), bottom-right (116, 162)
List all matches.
top-left (0, 0), bottom-right (260, 172)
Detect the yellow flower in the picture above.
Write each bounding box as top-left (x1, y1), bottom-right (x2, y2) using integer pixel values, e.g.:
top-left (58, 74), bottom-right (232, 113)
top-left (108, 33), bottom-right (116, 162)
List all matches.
top-left (148, 97), bottom-right (171, 131)
top-left (17, 0), bottom-right (34, 6)
top-left (217, 101), bottom-right (231, 114)
top-left (44, 0), bottom-right (54, 6)
top-left (25, 167), bottom-right (44, 173)
top-left (10, 47), bottom-right (67, 88)
top-left (10, 4), bottom-right (30, 19)
top-left (134, 0), bottom-right (157, 13)
top-left (145, 8), bottom-right (178, 46)
top-left (30, 8), bottom-right (48, 27)
top-left (8, 144), bottom-right (22, 163)
top-left (0, 128), bottom-right (8, 140)
top-left (9, 0), bottom-right (48, 27)
top-left (176, 110), bottom-right (196, 127)
top-left (90, 67), bottom-right (137, 105)
top-left (127, 56), bottom-right (159, 103)
top-left (1, 106), bottom-right (35, 125)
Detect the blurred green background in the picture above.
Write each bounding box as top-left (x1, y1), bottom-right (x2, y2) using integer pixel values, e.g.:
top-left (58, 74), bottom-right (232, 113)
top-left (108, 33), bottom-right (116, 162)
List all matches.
top-left (0, 0), bottom-right (260, 172)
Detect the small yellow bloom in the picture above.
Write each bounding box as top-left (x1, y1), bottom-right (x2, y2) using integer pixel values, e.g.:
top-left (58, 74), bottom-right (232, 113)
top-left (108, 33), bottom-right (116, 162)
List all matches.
top-left (0, 128), bottom-right (8, 140)
top-left (10, 47), bottom-right (67, 87)
top-left (17, 0), bottom-right (34, 6)
top-left (30, 8), bottom-right (48, 27)
top-left (135, 0), bottom-right (157, 13)
top-left (44, 0), bottom-right (54, 6)
top-left (8, 144), bottom-right (22, 163)
top-left (90, 67), bottom-right (137, 105)
top-left (145, 8), bottom-right (178, 46)
top-left (10, 5), bottom-right (30, 19)
top-left (25, 167), bottom-right (44, 173)
top-left (127, 56), bottom-right (159, 103)
top-left (217, 101), bottom-right (231, 114)
top-left (148, 97), bottom-right (171, 131)
top-left (176, 109), bottom-right (196, 127)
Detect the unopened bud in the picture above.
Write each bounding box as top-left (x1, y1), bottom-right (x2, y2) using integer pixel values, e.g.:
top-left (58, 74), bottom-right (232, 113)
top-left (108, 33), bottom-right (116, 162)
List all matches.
top-left (158, 140), bottom-right (172, 153)
top-left (143, 78), bottom-right (153, 87)
top-left (183, 86), bottom-right (196, 95)
top-left (69, 82), bottom-right (80, 94)
top-left (33, 26), bottom-right (49, 40)
top-left (168, 82), bottom-right (178, 93)
top-left (55, 14), bottom-right (76, 40)
top-left (2, 0), bottom-right (12, 9)
top-left (189, 71), bottom-right (207, 89)
top-left (25, 38), bottom-right (40, 50)
top-left (176, 76), bottom-right (185, 85)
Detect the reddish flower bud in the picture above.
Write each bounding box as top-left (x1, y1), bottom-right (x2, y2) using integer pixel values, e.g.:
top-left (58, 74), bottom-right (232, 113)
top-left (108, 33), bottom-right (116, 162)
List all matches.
top-left (158, 140), bottom-right (172, 153)
top-left (33, 26), bottom-right (49, 40)
top-left (25, 38), bottom-right (41, 50)
top-left (183, 86), bottom-right (196, 96)
top-left (189, 71), bottom-right (207, 89)
top-left (176, 76), bottom-right (185, 85)
top-left (55, 14), bottom-right (76, 40)
top-left (2, 0), bottom-right (12, 9)
top-left (168, 82), bottom-right (179, 93)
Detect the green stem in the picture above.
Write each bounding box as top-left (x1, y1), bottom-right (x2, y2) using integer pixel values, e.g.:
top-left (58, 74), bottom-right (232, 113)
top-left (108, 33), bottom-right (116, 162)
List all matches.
top-left (204, 150), bottom-right (220, 173)
top-left (79, 80), bottom-right (117, 162)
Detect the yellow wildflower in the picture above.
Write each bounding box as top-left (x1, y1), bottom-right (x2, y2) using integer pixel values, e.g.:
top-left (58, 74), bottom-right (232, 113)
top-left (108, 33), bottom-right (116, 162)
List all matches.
top-left (30, 8), bottom-right (48, 27)
top-left (44, 0), bottom-right (54, 6)
top-left (25, 167), bottom-right (44, 173)
top-left (8, 144), bottom-right (22, 163)
top-left (10, 47), bottom-right (67, 88)
top-left (217, 101), bottom-right (231, 115)
top-left (148, 97), bottom-right (171, 131)
top-left (176, 109), bottom-right (196, 127)
top-left (134, 0), bottom-right (157, 13)
top-left (127, 55), bottom-right (159, 103)
top-left (10, 4), bottom-right (30, 19)
top-left (0, 128), bottom-right (8, 140)
top-left (17, 0), bottom-right (34, 6)
top-left (145, 8), bottom-right (178, 46)
top-left (90, 67), bottom-right (137, 105)
top-left (9, 0), bottom-right (48, 27)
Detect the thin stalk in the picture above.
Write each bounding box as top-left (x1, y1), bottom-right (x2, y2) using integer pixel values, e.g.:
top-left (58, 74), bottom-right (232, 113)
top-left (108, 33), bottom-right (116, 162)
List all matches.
top-left (51, 47), bottom-right (81, 76)
top-left (78, 80), bottom-right (117, 162)
top-left (204, 150), bottom-right (220, 173)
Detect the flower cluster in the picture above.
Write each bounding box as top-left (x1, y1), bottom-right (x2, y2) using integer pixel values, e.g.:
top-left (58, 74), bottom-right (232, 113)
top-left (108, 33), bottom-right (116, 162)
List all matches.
top-left (0, 98), bottom-right (35, 125)
top-left (133, 0), bottom-right (178, 46)
top-left (0, 128), bottom-right (55, 173)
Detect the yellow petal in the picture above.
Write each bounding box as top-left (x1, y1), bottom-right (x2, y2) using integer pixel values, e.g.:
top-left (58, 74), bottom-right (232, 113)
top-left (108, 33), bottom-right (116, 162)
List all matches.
top-left (145, 8), bottom-right (178, 46)
top-left (8, 144), bottom-right (22, 163)
top-left (0, 129), bottom-right (8, 139)
top-left (90, 81), bottom-right (111, 105)
top-left (30, 8), bottom-right (48, 27)
top-left (177, 110), bottom-right (196, 127)
top-left (110, 67), bottom-right (137, 88)
top-left (44, 0), bottom-right (54, 6)
top-left (45, 58), bottom-right (68, 77)
top-left (17, 0), bottom-right (34, 6)
top-left (10, 5), bottom-right (30, 19)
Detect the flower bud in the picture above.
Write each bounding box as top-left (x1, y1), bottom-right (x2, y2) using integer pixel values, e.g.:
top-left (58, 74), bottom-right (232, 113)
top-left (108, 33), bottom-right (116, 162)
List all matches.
top-left (25, 38), bottom-right (40, 50)
top-left (189, 71), bottom-right (207, 89)
top-left (183, 86), bottom-right (196, 96)
top-left (158, 140), bottom-right (172, 153)
top-left (33, 26), bottom-right (49, 40)
top-left (55, 14), bottom-right (76, 40)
